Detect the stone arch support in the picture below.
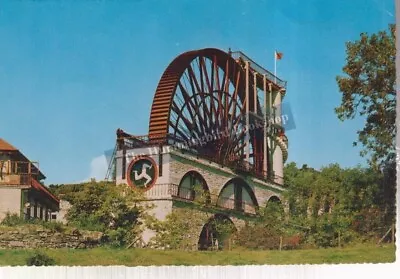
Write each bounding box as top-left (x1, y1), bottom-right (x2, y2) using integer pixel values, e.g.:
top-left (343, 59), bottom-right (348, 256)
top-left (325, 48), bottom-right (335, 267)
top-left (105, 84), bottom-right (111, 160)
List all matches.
top-left (198, 213), bottom-right (238, 251)
top-left (169, 159), bottom-right (232, 197)
top-left (178, 170), bottom-right (211, 203)
top-left (216, 177), bottom-right (259, 214)
top-left (252, 187), bottom-right (283, 208)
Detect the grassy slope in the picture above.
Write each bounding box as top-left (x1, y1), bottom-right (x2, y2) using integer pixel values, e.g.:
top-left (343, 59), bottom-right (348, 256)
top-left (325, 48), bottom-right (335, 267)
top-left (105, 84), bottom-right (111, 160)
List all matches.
top-left (0, 244), bottom-right (395, 266)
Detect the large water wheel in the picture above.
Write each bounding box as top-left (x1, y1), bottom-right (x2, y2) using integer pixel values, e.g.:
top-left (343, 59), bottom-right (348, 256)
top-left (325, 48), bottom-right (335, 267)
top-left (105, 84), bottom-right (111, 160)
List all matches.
top-left (148, 48), bottom-right (267, 170)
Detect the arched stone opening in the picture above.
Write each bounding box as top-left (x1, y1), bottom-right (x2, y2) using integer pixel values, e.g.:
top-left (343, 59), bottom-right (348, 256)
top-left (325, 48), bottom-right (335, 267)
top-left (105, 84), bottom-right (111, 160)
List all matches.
top-left (198, 213), bottom-right (236, 251)
top-left (178, 171), bottom-right (211, 204)
top-left (268, 195), bottom-right (281, 204)
top-left (216, 177), bottom-right (258, 213)
top-left (265, 195), bottom-right (285, 220)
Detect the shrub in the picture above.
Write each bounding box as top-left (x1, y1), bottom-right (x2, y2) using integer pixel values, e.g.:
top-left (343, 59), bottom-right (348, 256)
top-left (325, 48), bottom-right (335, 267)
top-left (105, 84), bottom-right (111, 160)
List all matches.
top-left (150, 208), bottom-right (207, 250)
top-left (1, 213), bottom-right (25, 226)
top-left (1, 212), bottom-right (65, 233)
top-left (236, 202), bottom-right (287, 250)
top-left (68, 215), bottom-right (105, 232)
top-left (236, 224), bottom-right (281, 250)
top-left (26, 251), bottom-right (56, 266)
top-left (66, 183), bottom-right (149, 247)
top-left (42, 221), bottom-right (65, 233)
top-left (104, 227), bottom-right (131, 247)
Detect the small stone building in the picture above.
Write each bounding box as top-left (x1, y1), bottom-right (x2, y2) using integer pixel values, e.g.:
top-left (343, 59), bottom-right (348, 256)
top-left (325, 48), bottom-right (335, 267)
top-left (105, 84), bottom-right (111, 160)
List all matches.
top-left (0, 138), bottom-right (59, 222)
top-left (115, 133), bottom-right (287, 249)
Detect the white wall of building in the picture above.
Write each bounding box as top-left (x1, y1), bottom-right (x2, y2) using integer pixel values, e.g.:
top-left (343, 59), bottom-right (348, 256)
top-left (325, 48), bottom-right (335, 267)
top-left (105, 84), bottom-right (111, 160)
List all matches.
top-left (273, 145), bottom-right (284, 185)
top-left (56, 200), bottom-right (72, 224)
top-left (142, 200), bottom-right (173, 244)
top-left (116, 146), bottom-right (172, 186)
top-left (0, 188), bottom-right (21, 221)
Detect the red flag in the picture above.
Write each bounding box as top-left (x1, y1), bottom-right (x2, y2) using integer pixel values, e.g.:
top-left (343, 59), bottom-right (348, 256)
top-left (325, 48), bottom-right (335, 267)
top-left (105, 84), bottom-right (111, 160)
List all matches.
top-left (275, 51), bottom-right (283, 60)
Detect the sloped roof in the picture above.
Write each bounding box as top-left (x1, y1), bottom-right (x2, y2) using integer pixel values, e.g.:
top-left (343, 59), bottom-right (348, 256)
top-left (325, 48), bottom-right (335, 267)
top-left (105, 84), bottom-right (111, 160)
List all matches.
top-left (31, 178), bottom-right (60, 206)
top-left (0, 138), bottom-right (18, 151)
top-left (0, 138), bottom-right (46, 180)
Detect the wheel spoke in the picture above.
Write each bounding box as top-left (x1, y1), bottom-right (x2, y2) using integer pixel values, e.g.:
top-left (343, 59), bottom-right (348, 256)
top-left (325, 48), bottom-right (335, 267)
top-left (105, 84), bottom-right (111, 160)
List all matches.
top-left (172, 101), bottom-right (202, 138)
top-left (178, 82), bottom-right (198, 127)
top-left (149, 48), bottom-right (265, 172)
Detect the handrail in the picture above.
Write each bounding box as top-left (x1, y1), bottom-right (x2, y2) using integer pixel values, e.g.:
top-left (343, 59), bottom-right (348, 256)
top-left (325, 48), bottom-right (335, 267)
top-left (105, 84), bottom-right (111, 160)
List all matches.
top-left (231, 51), bottom-right (287, 88)
top-left (0, 160), bottom-right (40, 175)
top-left (0, 173), bottom-right (31, 185)
top-left (116, 131), bottom-right (285, 186)
top-left (167, 184), bottom-right (257, 214)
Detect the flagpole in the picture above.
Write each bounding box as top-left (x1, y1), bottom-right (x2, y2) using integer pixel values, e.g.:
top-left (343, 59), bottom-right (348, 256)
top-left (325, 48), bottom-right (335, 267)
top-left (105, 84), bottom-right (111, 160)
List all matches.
top-left (274, 50), bottom-right (277, 83)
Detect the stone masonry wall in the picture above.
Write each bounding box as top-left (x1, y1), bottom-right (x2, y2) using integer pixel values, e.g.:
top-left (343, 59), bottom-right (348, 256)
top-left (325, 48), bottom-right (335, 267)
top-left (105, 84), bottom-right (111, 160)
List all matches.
top-left (154, 206), bottom-right (247, 251)
top-left (169, 151), bottom-right (284, 208)
top-left (0, 225), bottom-right (103, 249)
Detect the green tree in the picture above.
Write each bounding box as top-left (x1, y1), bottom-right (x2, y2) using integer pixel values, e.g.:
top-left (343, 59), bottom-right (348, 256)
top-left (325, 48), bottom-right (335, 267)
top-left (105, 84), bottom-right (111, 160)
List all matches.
top-left (375, 159), bottom-right (396, 225)
top-left (336, 24), bottom-right (395, 167)
top-left (66, 182), bottom-right (147, 247)
top-left (235, 201), bottom-right (286, 250)
top-left (283, 162), bottom-right (319, 220)
top-left (283, 162), bottom-right (388, 246)
top-left (149, 207), bottom-right (208, 250)
top-left (149, 184), bottom-right (235, 250)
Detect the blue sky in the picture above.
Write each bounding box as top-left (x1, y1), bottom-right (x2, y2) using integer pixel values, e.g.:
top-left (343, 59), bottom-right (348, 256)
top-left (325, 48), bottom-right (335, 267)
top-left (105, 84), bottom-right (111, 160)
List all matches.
top-left (0, 0), bottom-right (394, 184)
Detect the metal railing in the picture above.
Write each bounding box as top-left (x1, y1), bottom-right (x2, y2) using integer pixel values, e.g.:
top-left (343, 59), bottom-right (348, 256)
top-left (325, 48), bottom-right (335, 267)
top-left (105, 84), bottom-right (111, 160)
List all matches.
top-left (231, 51), bottom-right (287, 88)
top-left (168, 184), bottom-right (197, 201)
top-left (0, 160), bottom-right (43, 186)
top-left (0, 173), bottom-right (32, 186)
top-left (116, 129), bottom-right (170, 150)
top-left (117, 132), bottom-right (189, 150)
top-left (0, 160), bottom-right (40, 176)
top-left (231, 160), bottom-right (283, 183)
top-left (116, 131), bottom-right (285, 186)
top-left (167, 184), bottom-right (257, 215)
top-left (145, 183), bottom-right (173, 198)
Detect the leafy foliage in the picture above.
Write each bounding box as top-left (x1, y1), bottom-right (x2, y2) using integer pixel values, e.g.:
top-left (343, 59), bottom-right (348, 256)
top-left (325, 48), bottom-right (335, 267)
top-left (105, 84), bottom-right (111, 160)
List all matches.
top-left (283, 162), bottom-right (395, 247)
top-left (149, 184), bottom-right (235, 250)
top-left (149, 207), bottom-right (208, 250)
top-left (51, 182), bottom-right (149, 247)
top-left (336, 24), bottom-right (395, 166)
top-left (26, 251), bottom-right (56, 266)
top-left (236, 203), bottom-right (285, 250)
top-left (1, 213), bottom-right (30, 226)
top-left (1, 213), bottom-right (65, 233)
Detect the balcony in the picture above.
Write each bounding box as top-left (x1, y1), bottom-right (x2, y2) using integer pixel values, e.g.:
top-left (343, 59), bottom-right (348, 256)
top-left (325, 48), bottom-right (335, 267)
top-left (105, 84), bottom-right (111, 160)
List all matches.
top-left (0, 160), bottom-right (59, 206)
top-left (139, 183), bottom-right (257, 215)
top-left (166, 184), bottom-right (257, 215)
top-left (116, 130), bottom-right (286, 186)
top-left (230, 51), bottom-right (287, 89)
top-left (0, 173), bottom-right (32, 186)
top-left (0, 160), bottom-right (41, 185)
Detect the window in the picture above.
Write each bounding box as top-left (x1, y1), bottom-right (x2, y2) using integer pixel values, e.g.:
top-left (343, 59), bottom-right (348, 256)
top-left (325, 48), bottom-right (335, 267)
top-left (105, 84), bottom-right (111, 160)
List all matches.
top-left (158, 150), bottom-right (163, 177)
top-left (33, 201), bottom-right (37, 218)
top-left (26, 206), bottom-right (31, 220)
top-left (217, 178), bottom-right (258, 213)
top-left (178, 171), bottom-right (210, 203)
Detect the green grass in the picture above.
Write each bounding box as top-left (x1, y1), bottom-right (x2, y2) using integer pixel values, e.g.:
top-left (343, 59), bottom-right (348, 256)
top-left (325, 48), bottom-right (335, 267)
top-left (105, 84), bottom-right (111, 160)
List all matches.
top-left (0, 244), bottom-right (395, 266)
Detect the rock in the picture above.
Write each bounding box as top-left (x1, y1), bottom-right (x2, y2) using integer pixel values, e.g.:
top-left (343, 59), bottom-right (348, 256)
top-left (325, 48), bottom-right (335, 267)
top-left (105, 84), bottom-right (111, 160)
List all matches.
top-left (71, 229), bottom-right (81, 236)
top-left (9, 241), bottom-right (24, 248)
top-left (0, 225), bottom-right (102, 249)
